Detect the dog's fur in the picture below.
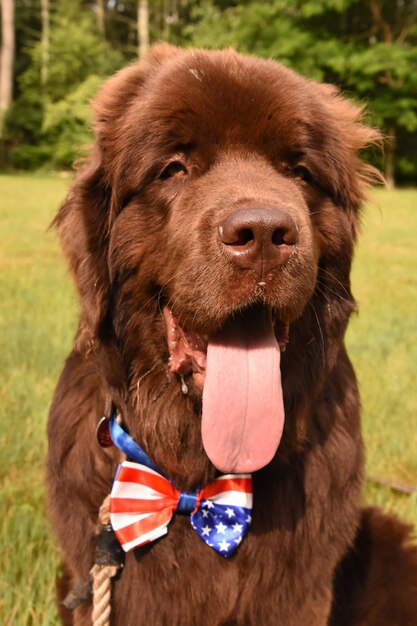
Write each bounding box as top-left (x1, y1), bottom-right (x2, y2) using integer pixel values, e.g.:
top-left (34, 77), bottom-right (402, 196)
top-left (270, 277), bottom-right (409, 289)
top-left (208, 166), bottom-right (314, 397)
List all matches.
top-left (46, 45), bottom-right (417, 626)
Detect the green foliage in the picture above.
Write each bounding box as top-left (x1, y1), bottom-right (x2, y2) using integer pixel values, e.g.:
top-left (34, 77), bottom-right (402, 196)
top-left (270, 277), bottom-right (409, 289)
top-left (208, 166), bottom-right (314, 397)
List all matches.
top-left (9, 144), bottom-right (51, 171)
top-left (188, 0), bottom-right (417, 183)
top-left (3, 0), bottom-right (417, 182)
top-left (22, 13), bottom-right (122, 101)
top-left (43, 75), bottom-right (103, 168)
top-left (5, 8), bottom-right (123, 170)
top-left (5, 85), bottom-right (44, 145)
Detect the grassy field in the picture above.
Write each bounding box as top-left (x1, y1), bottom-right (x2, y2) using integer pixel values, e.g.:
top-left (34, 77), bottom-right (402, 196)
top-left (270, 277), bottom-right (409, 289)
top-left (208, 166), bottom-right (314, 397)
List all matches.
top-left (0, 175), bottom-right (416, 625)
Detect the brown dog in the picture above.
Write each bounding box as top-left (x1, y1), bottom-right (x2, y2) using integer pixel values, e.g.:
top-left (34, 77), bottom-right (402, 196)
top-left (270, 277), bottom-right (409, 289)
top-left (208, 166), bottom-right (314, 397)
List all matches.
top-left (47, 45), bottom-right (417, 625)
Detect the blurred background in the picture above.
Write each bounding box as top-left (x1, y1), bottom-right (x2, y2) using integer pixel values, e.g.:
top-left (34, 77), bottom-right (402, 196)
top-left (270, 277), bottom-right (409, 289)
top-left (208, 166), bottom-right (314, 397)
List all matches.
top-left (0, 1), bottom-right (416, 625)
top-left (0, 0), bottom-right (416, 184)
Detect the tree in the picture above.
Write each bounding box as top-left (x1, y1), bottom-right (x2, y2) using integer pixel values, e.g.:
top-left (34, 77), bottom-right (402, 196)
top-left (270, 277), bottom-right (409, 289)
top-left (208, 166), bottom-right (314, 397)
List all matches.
top-left (40, 0), bottom-right (49, 87)
top-left (0, 0), bottom-right (15, 136)
top-left (345, 0), bottom-right (417, 187)
top-left (4, 5), bottom-right (124, 168)
top-left (97, 0), bottom-right (105, 37)
top-left (138, 0), bottom-right (149, 58)
top-left (2, 0), bottom-right (416, 181)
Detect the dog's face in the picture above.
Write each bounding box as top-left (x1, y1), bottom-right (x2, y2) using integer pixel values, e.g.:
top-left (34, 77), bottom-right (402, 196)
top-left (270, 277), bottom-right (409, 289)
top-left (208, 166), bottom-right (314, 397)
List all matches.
top-left (56, 45), bottom-right (378, 478)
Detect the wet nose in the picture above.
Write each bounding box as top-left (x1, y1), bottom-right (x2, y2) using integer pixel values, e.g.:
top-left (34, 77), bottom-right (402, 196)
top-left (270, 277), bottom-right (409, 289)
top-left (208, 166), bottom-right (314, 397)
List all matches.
top-left (218, 207), bottom-right (298, 272)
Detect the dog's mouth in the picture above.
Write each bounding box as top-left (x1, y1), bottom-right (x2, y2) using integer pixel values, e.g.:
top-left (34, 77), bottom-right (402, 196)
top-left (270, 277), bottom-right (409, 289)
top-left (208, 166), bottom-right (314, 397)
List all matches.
top-left (163, 305), bottom-right (288, 473)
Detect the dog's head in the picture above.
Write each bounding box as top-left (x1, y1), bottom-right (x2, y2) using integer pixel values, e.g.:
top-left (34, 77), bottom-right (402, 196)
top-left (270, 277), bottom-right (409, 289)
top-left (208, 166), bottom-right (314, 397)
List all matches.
top-left (55, 45), bottom-right (379, 479)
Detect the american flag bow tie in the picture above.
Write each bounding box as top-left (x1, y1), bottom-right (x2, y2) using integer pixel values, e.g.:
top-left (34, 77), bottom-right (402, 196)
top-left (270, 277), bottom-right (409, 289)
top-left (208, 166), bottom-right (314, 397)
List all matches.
top-left (109, 461), bottom-right (253, 558)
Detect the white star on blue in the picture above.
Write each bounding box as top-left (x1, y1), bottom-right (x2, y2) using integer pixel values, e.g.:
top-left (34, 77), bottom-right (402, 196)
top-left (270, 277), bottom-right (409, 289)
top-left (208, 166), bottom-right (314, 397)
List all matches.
top-left (190, 500), bottom-right (252, 558)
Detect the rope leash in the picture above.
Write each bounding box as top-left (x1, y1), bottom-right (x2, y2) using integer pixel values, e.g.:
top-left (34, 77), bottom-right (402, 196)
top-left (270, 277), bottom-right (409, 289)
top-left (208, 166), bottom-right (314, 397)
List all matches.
top-left (91, 563), bottom-right (119, 626)
top-left (367, 475), bottom-right (417, 495)
top-left (62, 495), bottom-right (124, 621)
top-left (89, 496), bottom-right (124, 626)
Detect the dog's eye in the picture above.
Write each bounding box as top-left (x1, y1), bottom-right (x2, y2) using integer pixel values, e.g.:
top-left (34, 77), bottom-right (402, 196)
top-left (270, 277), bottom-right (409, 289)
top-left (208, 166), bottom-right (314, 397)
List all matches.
top-left (292, 165), bottom-right (311, 183)
top-left (159, 161), bottom-right (188, 180)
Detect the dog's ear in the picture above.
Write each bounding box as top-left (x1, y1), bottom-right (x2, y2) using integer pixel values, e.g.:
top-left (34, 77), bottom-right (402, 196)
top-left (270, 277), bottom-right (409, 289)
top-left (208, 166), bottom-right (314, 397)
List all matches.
top-left (53, 143), bottom-right (112, 352)
top-left (53, 44), bottom-right (181, 352)
top-left (93, 43), bottom-right (179, 173)
top-left (314, 83), bottom-right (382, 222)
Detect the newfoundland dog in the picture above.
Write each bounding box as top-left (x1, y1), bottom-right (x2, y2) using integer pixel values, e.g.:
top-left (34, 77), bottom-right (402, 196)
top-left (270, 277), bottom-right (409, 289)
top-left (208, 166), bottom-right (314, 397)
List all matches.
top-left (47, 45), bottom-right (417, 626)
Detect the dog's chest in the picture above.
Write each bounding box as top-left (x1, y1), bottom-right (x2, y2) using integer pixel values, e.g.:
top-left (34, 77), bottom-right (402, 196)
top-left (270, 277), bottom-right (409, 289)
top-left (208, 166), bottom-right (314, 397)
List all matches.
top-left (109, 467), bottom-right (359, 626)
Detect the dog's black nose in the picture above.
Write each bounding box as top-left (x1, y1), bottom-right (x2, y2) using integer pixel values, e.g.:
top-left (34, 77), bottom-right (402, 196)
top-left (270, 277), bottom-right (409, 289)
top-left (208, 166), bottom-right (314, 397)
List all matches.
top-left (218, 207), bottom-right (298, 272)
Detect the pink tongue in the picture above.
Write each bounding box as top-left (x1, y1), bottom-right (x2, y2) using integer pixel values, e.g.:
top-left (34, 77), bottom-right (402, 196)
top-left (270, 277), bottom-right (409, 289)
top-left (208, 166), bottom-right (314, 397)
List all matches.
top-left (201, 308), bottom-right (284, 473)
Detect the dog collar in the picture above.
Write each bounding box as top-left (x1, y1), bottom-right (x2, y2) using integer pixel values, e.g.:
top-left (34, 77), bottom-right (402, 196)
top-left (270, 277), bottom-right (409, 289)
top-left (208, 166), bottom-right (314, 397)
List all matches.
top-left (108, 414), bottom-right (160, 472)
top-left (100, 413), bottom-right (253, 558)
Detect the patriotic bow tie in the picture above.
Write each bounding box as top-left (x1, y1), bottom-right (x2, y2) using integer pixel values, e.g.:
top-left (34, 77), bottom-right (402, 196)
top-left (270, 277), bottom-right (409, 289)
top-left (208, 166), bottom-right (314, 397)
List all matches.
top-left (110, 461), bottom-right (253, 558)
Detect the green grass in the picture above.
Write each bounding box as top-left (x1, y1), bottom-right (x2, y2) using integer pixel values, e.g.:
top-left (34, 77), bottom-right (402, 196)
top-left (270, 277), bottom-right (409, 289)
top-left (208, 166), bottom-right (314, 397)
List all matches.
top-left (347, 188), bottom-right (417, 523)
top-left (0, 176), bottom-right (416, 625)
top-left (0, 175), bottom-right (77, 626)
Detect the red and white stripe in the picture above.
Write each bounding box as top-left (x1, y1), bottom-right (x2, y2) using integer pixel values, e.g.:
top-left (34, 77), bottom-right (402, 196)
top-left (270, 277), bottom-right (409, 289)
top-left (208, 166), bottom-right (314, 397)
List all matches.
top-left (198, 474), bottom-right (253, 509)
top-left (109, 461), bottom-right (253, 552)
top-left (110, 462), bottom-right (179, 552)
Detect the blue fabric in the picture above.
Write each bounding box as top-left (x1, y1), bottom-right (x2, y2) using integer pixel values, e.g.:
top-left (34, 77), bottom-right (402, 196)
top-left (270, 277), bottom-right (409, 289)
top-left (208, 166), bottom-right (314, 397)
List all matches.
top-left (109, 415), bottom-right (159, 472)
top-left (108, 415), bottom-right (252, 558)
top-left (190, 499), bottom-right (252, 558)
top-left (176, 492), bottom-right (198, 513)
